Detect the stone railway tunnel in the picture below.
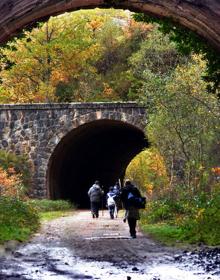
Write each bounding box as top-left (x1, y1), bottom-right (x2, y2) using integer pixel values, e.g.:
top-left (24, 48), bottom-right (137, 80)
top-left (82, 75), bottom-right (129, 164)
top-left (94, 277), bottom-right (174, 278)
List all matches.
top-left (0, 102), bottom-right (148, 208)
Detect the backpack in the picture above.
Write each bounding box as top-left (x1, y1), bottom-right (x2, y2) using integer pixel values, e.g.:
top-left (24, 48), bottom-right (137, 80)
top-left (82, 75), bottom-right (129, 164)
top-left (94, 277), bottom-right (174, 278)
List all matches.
top-left (89, 185), bottom-right (103, 202)
top-left (107, 196), bottom-right (115, 207)
top-left (127, 192), bottom-right (146, 209)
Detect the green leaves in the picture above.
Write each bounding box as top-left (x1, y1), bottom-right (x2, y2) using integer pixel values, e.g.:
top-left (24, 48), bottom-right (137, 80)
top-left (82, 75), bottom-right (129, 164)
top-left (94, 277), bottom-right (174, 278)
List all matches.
top-left (0, 9), bottom-right (152, 103)
top-left (0, 197), bottom-right (39, 243)
top-left (134, 13), bottom-right (220, 95)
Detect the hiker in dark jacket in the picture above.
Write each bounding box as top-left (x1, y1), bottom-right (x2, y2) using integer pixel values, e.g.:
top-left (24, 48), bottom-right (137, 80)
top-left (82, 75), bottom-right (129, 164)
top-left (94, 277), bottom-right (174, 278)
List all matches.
top-left (121, 179), bottom-right (141, 238)
top-left (88, 180), bottom-right (104, 218)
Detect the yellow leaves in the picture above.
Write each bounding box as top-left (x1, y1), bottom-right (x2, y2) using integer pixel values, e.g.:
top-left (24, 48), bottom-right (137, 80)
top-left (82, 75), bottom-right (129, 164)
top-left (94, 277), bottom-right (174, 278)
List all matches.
top-left (147, 151), bottom-right (167, 177)
top-left (166, 54), bottom-right (208, 97)
top-left (126, 148), bottom-right (169, 197)
top-left (195, 208), bottom-right (205, 220)
top-left (146, 183), bottom-right (153, 196)
top-left (34, 82), bottom-right (55, 103)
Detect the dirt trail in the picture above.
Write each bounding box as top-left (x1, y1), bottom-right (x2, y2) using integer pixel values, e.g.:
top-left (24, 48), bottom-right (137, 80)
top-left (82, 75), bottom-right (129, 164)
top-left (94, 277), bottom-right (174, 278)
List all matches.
top-left (32, 210), bottom-right (172, 264)
top-left (0, 210), bottom-right (219, 280)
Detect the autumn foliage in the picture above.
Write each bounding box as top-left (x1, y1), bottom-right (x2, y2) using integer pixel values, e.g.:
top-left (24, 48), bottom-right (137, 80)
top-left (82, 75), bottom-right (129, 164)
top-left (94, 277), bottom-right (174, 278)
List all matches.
top-left (0, 150), bottom-right (30, 199)
top-left (212, 167), bottom-right (220, 176)
top-left (0, 9), bottom-right (152, 103)
top-left (0, 166), bottom-right (24, 198)
top-left (126, 148), bottom-right (169, 198)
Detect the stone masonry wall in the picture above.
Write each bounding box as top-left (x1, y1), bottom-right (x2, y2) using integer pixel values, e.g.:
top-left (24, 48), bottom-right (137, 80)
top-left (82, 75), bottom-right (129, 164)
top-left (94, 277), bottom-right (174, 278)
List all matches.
top-left (0, 102), bottom-right (146, 198)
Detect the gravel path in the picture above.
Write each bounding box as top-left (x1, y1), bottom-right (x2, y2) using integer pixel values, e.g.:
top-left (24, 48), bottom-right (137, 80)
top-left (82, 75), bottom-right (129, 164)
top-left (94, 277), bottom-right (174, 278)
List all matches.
top-left (0, 210), bottom-right (219, 280)
top-left (33, 210), bottom-right (173, 264)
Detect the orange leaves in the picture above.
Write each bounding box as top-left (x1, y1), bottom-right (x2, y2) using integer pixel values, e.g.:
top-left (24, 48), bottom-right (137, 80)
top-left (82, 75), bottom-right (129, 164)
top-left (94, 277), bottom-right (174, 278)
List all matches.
top-left (0, 167), bottom-right (23, 198)
top-left (124, 19), bottom-right (153, 39)
top-left (212, 167), bottom-right (220, 176)
top-left (51, 69), bottom-right (69, 85)
top-left (102, 83), bottom-right (115, 98)
top-left (87, 19), bottom-right (103, 32)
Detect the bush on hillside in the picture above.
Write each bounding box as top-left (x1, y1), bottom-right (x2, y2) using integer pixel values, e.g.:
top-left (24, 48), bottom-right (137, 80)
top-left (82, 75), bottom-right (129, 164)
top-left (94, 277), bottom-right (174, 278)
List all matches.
top-left (141, 189), bottom-right (220, 245)
top-left (179, 191), bottom-right (220, 245)
top-left (0, 197), bottom-right (39, 243)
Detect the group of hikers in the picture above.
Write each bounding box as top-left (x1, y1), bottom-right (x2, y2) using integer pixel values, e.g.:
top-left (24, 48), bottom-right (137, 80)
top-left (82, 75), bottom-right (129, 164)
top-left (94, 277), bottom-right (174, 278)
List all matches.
top-left (88, 179), bottom-right (145, 239)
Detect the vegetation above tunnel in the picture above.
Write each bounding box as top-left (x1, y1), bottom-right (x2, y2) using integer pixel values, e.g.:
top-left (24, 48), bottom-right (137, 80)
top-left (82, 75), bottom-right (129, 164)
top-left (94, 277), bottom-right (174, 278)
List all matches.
top-left (134, 13), bottom-right (220, 97)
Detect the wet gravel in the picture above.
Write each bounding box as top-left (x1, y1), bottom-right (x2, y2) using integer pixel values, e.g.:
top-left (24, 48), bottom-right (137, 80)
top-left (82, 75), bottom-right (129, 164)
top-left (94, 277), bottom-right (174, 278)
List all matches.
top-left (174, 248), bottom-right (220, 275)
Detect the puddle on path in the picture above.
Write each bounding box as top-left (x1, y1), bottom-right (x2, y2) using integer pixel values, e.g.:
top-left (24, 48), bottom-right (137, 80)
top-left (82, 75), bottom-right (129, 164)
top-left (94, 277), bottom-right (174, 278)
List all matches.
top-left (0, 243), bottom-right (219, 280)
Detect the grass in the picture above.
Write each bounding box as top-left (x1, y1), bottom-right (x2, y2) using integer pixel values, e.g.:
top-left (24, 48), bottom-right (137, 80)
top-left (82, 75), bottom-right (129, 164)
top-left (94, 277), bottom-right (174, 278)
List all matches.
top-left (0, 198), bottom-right (75, 244)
top-left (0, 225), bottom-right (34, 243)
top-left (39, 210), bottom-right (74, 221)
top-left (140, 223), bottom-right (184, 246)
top-left (26, 199), bottom-right (74, 212)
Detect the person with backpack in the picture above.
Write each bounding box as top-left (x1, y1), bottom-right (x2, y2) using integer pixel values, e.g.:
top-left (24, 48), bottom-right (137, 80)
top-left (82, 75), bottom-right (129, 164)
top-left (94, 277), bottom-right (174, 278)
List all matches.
top-left (112, 181), bottom-right (121, 217)
top-left (120, 179), bottom-right (143, 238)
top-left (88, 180), bottom-right (104, 218)
top-left (106, 187), bottom-right (116, 219)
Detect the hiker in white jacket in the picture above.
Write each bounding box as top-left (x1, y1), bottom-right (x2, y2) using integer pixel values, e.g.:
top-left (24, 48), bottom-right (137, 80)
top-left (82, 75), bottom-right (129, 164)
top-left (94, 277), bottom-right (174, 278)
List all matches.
top-left (106, 187), bottom-right (116, 219)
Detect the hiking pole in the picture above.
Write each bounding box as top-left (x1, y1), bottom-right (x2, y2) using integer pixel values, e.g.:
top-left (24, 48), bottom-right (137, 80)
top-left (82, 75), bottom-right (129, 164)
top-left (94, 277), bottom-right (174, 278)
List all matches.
top-left (102, 185), bottom-right (104, 216)
top-left (118, 178), bottom-right (122, 189)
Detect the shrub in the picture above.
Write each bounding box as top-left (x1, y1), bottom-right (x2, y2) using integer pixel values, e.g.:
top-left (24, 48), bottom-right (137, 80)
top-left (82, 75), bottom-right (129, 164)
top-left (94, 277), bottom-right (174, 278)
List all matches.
top-left (141, 197), bottom-right (189, 224)
top-left (0, 150), bottom-right (31, 191)
top-left (0, 166), bottom-right (26, 199)
top-left (26, 199), bottom-right (74, 212)
top-left (141, 200), bottom-right (172, 223)
top-left (179, 192), bottom-right (220, 245)
top-left (0, 197), bottom-right (39, 243)
top-left (142, 190), bottom-right (220, 245)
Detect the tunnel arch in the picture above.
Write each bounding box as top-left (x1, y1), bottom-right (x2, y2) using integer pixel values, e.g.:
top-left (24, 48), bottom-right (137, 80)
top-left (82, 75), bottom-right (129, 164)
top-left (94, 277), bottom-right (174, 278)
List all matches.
top-left (0, 1), bottom-right (220, 52)
top-left (46, 114), bottom-right (148, 208)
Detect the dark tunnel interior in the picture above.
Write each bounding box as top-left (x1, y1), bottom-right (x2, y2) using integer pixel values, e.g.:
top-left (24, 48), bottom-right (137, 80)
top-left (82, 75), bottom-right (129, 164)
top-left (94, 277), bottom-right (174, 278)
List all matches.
top-left (47, 119), bottom-right (148, 208)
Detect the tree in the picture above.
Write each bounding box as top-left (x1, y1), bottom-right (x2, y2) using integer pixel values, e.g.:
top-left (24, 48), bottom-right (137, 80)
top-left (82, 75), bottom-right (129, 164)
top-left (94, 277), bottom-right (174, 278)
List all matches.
top-left (146, 55), bottom-right (220, 190)
top-left (134, 13), bottom-right (220, 97)
top-left (0, 9), bottom-right (152, 103)
top-left (0, 11), bottom-right (103, 102)
top-left (127, 28), bottom-right (188, 102)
